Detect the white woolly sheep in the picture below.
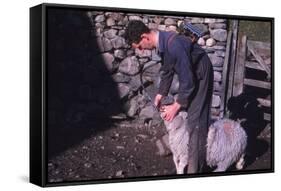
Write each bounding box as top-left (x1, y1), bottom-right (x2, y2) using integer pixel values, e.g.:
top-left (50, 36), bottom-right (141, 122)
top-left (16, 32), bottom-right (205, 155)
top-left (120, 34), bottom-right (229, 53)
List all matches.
top-left (161, 114), bottom-right (247, 173)
top-left (206, 118), bottom-right (247, 172)
top-left (161, 111), bottom-right (189, 174)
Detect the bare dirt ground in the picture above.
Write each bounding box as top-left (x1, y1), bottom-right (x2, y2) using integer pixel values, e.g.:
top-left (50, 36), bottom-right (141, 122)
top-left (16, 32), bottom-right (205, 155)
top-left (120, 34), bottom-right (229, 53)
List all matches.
top-left (47, 118), bottom-right (272, 183)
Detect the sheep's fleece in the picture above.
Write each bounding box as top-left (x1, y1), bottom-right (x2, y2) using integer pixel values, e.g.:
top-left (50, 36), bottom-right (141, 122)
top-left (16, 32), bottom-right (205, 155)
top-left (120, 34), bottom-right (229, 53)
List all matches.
top-left (162, 113), bottom-right (247, 173)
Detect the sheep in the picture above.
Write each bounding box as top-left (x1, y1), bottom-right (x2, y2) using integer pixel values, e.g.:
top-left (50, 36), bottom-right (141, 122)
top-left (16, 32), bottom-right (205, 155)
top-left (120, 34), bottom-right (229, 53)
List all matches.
top-left (161, 113), bottom-right (247, 174)
top-left (206, 118), bottom-right (247, 172)
top-left (161, 111), bottom-right (189, 174)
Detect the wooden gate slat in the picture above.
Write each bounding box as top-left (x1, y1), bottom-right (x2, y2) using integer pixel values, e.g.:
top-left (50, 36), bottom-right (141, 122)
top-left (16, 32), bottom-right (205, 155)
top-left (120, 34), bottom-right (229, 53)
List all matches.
top-left (233, 35), bottom-right (247, 97)
top-left (247, 42), bottom-right (271, 79)
top-left (257, 98), bottom-right (271, 107)
top-left (245, 61), bottom-right (265, 70)
top-left (264, 113), bottom-right (271, 121)
top-left (244, 78), bottom-right (271, 89)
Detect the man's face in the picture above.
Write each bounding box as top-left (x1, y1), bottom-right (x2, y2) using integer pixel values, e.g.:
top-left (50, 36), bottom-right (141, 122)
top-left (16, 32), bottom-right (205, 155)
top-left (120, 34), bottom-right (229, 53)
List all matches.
top-left (131, 33), bottom-right (154, 51)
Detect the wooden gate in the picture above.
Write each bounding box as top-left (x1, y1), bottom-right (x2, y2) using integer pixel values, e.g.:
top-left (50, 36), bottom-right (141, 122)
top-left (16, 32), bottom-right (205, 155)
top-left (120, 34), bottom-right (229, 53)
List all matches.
top-left (220, 20), bottom-right (272, 122)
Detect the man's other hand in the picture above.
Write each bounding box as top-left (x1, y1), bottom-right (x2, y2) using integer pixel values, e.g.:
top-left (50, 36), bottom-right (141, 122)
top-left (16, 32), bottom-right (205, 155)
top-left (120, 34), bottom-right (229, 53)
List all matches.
top-left (161, 102), bottom-right (181, 121)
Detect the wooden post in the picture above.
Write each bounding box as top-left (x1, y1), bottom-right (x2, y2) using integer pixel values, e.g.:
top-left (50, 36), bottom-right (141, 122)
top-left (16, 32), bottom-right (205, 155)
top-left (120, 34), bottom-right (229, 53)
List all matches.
top-left (233, 35), bottom-right (247, 97)
top-left (220, 30), bottom-right (232, 118)
top-left (225, 20), bottom-right (239, 113)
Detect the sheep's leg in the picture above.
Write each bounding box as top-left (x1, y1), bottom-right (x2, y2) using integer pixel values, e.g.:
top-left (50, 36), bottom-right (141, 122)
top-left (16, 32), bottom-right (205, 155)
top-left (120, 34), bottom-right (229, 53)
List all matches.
top-left (235, 154), bottom-right (245, 170)
top-left (213, 162), bottom-right (230, 172)
top-left (177, 157), bottom-right (188, 174)
top-left (173, 155), bottom-right (180, 174)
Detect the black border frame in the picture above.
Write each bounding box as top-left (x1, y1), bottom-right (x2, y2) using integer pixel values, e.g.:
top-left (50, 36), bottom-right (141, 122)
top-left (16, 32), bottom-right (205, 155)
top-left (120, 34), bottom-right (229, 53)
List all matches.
top-left (30, 3), bottom-right (274, 187)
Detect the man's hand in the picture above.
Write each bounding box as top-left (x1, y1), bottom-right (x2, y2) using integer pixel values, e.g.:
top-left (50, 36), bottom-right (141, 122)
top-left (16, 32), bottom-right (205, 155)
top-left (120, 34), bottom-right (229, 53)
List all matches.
top-left (161, 102), bottom-right (181, 121)
top-left (154, 94), bottom-right (163, 109)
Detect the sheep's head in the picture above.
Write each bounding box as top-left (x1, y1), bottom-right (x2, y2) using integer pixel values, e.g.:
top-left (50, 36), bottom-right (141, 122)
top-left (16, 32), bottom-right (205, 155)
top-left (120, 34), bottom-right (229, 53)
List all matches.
top-left (162, 111), bottom-right (188, 132)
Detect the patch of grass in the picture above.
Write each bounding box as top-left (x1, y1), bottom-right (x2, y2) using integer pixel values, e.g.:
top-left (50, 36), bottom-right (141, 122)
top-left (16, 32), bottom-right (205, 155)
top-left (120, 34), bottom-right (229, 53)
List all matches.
top-left (238, 20), bottom-right (271, 42)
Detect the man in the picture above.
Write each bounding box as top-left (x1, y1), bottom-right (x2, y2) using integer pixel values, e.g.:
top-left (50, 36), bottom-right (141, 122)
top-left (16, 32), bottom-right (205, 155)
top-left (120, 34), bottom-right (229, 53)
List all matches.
top-left (125, 20), bottom-right (213, 173)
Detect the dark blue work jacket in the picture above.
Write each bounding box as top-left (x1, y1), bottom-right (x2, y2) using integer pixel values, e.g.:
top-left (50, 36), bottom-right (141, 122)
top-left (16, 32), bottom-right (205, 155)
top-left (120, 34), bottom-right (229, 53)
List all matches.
top-left (158, 31), bottom-right (206, 108)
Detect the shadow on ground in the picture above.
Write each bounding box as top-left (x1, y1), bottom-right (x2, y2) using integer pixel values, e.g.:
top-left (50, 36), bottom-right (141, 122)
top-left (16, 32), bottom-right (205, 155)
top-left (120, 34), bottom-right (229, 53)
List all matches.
top-left (47, 8), bottom-right (124, 158)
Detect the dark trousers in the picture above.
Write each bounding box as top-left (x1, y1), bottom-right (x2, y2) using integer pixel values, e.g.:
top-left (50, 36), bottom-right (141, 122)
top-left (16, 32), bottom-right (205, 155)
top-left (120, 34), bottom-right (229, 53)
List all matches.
top-left (187, 55), bottom-right (213, 173)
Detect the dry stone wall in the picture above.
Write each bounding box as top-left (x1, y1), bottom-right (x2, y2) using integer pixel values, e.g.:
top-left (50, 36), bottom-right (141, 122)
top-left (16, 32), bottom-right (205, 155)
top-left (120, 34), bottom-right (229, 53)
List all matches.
top-left (86, 11), bottom-right (228, 121)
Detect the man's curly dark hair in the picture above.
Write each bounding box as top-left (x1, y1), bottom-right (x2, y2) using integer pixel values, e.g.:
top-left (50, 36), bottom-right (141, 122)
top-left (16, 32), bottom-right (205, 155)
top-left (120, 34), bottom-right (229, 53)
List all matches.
top-left (124, 20), bottom-right (150, 45)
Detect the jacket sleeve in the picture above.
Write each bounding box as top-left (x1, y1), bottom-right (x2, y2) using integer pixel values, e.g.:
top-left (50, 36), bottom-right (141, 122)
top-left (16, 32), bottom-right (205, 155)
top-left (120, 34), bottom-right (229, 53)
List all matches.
top-left (157, 58), bottom-right (174, 96)
top-left (168, 38), bottom-right (195, 108)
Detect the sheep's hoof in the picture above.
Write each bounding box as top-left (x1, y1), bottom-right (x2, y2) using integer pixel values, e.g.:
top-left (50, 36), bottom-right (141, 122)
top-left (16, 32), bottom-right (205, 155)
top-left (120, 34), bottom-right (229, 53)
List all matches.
top-left (235, 154), bottom-right (245, 170)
